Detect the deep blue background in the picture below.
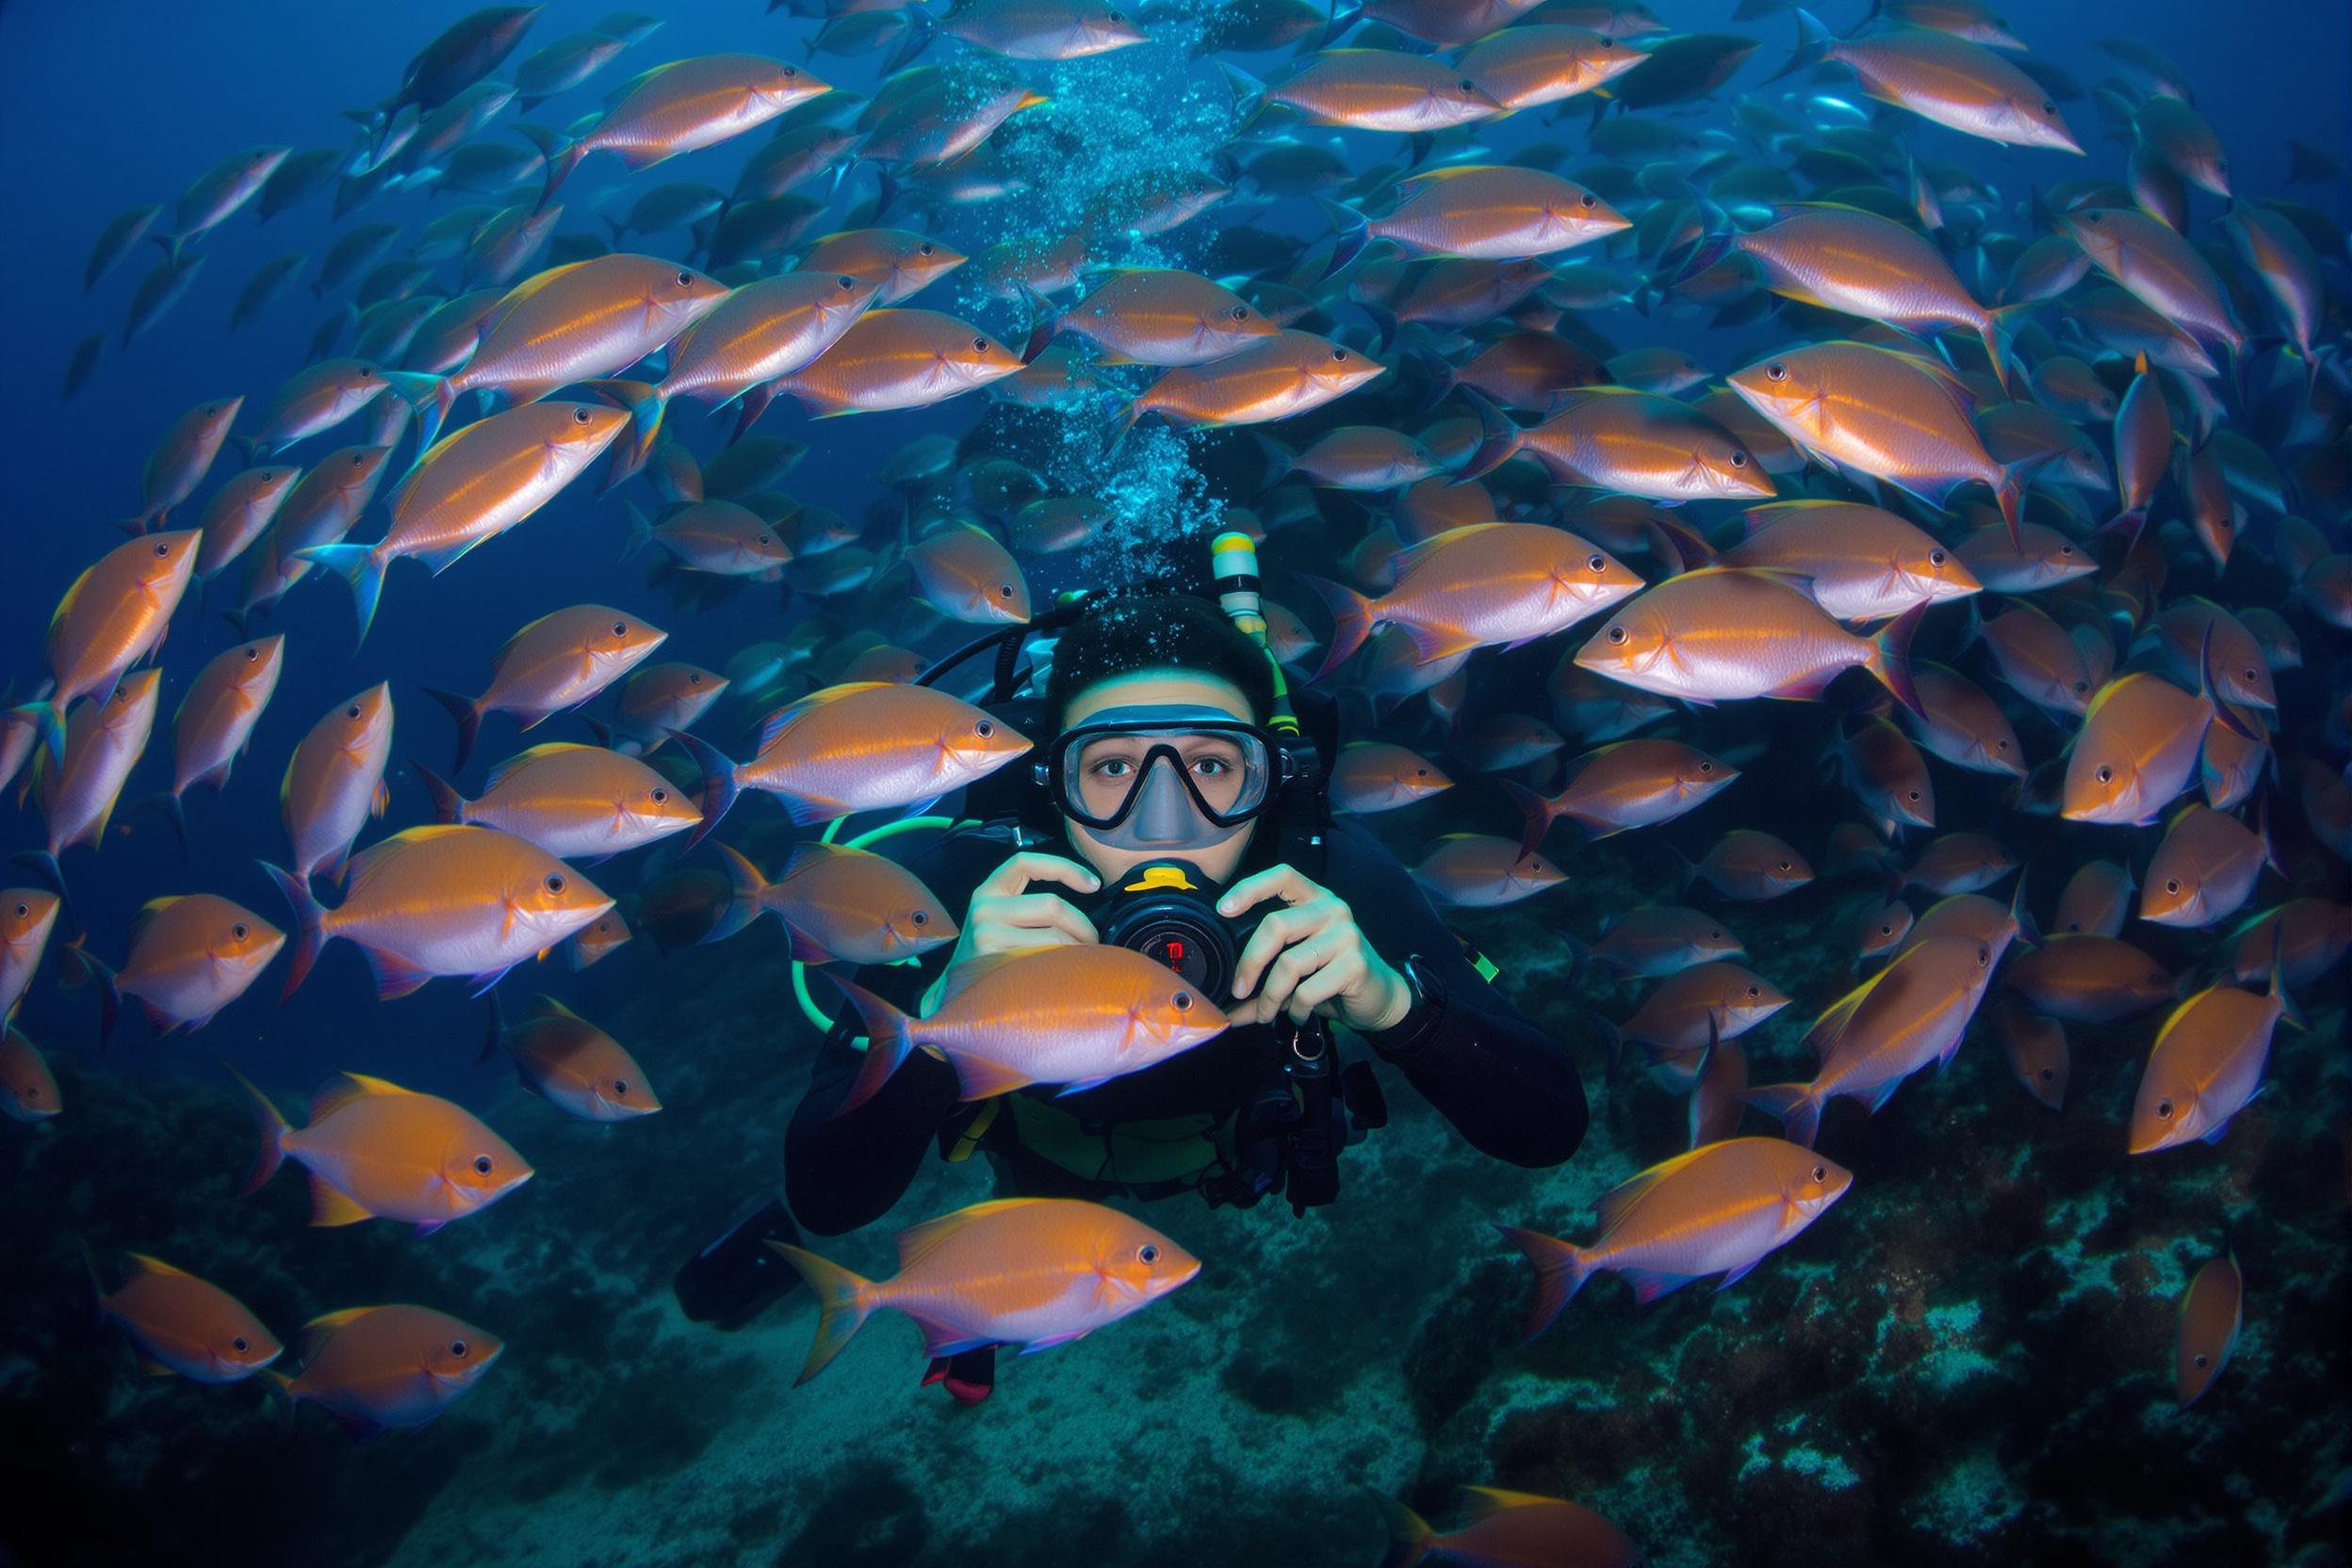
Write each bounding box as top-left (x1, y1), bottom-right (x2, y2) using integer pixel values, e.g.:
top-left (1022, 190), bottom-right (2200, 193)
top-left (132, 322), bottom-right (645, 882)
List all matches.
top-left (0, 0), bottom-right (2345, 1102)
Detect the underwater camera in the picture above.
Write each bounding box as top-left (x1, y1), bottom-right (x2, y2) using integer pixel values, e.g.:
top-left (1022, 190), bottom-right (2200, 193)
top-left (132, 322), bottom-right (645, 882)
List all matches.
top-left (1087, 858), bottom-right (1280, 1008)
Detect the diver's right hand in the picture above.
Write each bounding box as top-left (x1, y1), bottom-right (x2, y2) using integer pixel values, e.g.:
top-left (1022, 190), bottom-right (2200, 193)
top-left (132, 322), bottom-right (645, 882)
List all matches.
top-left (923, 853), bottom-right (1102, 1015)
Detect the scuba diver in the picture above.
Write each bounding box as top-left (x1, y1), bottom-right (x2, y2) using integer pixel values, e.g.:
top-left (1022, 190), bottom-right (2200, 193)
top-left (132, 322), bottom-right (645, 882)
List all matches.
top-left (729, 558), bottom-right (1589, 1402)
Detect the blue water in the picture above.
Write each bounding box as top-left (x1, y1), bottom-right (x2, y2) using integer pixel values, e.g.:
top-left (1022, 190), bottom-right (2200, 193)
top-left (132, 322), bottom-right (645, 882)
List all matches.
top-left (1, 2), bottom-right (2348, 1564)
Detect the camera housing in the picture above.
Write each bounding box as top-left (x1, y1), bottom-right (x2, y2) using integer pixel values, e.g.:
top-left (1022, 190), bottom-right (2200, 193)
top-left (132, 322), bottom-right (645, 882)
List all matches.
top-left (1087, 859), bottom-right (1279, 1008)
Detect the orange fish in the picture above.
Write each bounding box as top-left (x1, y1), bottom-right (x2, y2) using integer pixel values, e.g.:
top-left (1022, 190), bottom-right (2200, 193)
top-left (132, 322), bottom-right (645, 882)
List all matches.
top-left (1578, 905), bottom-right (1745, 980)
top-left (1127, 329), bottom-right (1385, 431)
top-left (1511, 738), bottom-right (1738, 854)
top-left (605, 662), bottom-right (728, 757)
top-left (1454, 24), bottom-right (1649, 111)
top-left (37, 531), bottom-right (200, 740)
top-left (2128, 961), bottom-right (2302, 1155)
top-left (155, 635), bottom-right (285, 856)
top-left (416, 742), bottom-right (701, 860)
top-left (1411, 834), bottom-right (1565, 906)
top-left (2061, 672), bottom-right (2227, 826)
top-left (1, 1025), bottom-right (60, 1120)
top-left (676, 679), bottom-right (1031, 839)
top-left (1334, 165), bottom-right (1627, 266)
top-left (2176, 1256), bottom-right (2242, 1410)
top-left (769, 1197), bottom-right (1199, 1383)
top-left (267, 1303), bottom-right (502, 1435)
top-left (1778, 11), bottom-right (2080, 152)
top-left (1329, 741), bottom-right (1452, 814)
top-left (1682, 828), bottom-right (1812, 902)
top-left (265, 825), bottom-right (612, 1001)
top-left (1611, 961), bottom-right (1788, 1084)
top-left (489, 995), bottom-right (661, 1121)
top-left (1032, 268), bottom-right (1277, 368)
top-left (1369, 1487), bottom-right (1642, 1568)
top-left (1995, 997), bottom-right (2068, 1110)
top-left (799, 228), bottom-right (967, 303)
top-left (1236, 49), bottom-right (1501, 133)
top-left (566, 907), bottom-right (632, 972)
top-left (1498, 1138), bottom-right (1851, 1328)
top-left (709, 840), bottom-right (957, 966)
top-left (906, 524), bottom-right (1031, 625)
top-left (1721, 500), bottom-right (1982, 624)
top-left (2055, 859), bottom-right (2135, 938)
top-left (771, 308), bottom-right (1027, 414)
top-left (2224, 899), bottom-right (2352, 990)
top-left (1463, 387), bottom-right (1772, 502)
top-left (281, 684), bottom-right (393, 884)
top-left (236, 1068), bottom-right (532, 1231)
top-left (33, 670), bottom-right (162, 868)
top-left (92, 1252), bottom-right (282, 1383)
top-left (1576, 568), bottom-right (1924, 714)
top-left (2004, 934), bottom-right (2172, 1024)
top-left (534, 53), bottom-right (827, 204)
top-left (426, 604), bottom-right (667, 771)
top-left (133, 396), bottom-right (244, 530)
top-left (2139, 804), bottom-right (2275, 929)
top-left (66, 893), bottom-right (284, 1040)
top-left (831, 943), bottom-right (1229, 1109)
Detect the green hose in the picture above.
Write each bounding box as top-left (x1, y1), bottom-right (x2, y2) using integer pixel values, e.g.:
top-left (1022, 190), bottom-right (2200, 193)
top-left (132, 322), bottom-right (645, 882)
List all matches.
top-left (790, 815), bottom-right (970, 1034)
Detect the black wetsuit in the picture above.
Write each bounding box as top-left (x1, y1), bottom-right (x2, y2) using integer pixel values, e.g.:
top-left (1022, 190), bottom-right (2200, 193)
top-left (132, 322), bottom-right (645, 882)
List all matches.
top-left (785, 817), bottom-right (1588, 1236)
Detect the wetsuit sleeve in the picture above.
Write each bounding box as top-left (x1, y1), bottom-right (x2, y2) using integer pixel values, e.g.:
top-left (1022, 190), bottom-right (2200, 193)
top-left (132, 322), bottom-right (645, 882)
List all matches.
top-left (783, 832), bottom-right (994, 1235)
top-left (1324, 822), bottom-right (1589, 1168)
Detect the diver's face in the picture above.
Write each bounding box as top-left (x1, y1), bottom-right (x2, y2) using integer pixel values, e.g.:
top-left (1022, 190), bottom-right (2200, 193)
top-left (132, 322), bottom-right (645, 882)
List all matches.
top-left (1061, 671), bottom-right (1258, 885)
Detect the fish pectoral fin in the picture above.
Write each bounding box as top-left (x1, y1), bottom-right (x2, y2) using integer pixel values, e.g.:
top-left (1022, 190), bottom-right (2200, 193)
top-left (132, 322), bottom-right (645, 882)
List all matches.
top-left (1765, 670), bottom-right (1839, 701)
top-left (307, 1176), bottom-right (377, 1228)
top-left (949, 1052), bottom-right (1031, 1101)
top-left (1617, 1266), bottom-right (1701, 1304)
top-left (1713, 1260), bottom-right (1762, 1294)
top-left (414, 1219), bottom-right (448, 1236)
top-left (1052, 1076), bottom-right (1115, 1097)
top-left (361, 947), bottom-right (433, 1001)
top-left (1017, 1330), bottom-right (1091, 1355)
top-left (138, 1356), bottom-right (179, 1378)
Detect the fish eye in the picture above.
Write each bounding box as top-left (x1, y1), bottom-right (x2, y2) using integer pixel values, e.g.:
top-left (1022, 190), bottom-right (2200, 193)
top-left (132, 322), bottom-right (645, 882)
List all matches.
top-left (976, 719), bottom-right (996, 737)
top-left (2156, 1099), bottom-right (2174, 1119)
top-left (838, 275), bottom-right (856, 288)
top-left (2194, 1351), bottom-right (2210, 1366)
top-left (650, 787), bottom-right (668, 802)
top-left (2086, 212), bottom-right (2102, 225)
top-left (689, 672), bottom-right (703, 684)
top-left (1777, 859), bottom-right (1791, 871)
top-left (2165, 878), bottom-right (2180, 894)
top-left (1996, 739), bottom-right (2011, 752)
top-left (1729, 450), bottom-right (1748, 467)
top-left (2073, 679), bottom-right (2088, 694)
top-left (2244, 669), bottom-right (2258, 682)
top-left (346, 704), bottom-right (361, 718)
top-left (572, 406), bottom-right (591, 423)
top-left (1607, 624), bottom-right (1627, 644)
top-left (613, 1079), bottom-right (629, 1096)
top-left (1810, 1165), bottom-right (1827, 1183)
top-left (473, 1154), bottom-right (493, 1174)
top-left (11, 904), bottom-right (24, 918)
top-left (1173, 991), bottom-right (1193, 1011)
top-left (919, 242), bottom-right (935, 255)
top-left (1880, 923), bottom-right (1894, 936)
top-left (676, 270), bottom-right (694, 286)
top-left (1579, 192), bottom-right (1597, 208)
top-left (972, 335), bottom-right (988, 351)
top-left (2095, 765), bottom-right (2114, 783)
top-left (154, 541), bottom-right (169, 556)
top-left (1232, 304), bottom-right (1249, 320)
top-left (1709, 928), bottom-right (1722, 939)
top-left (1929, 549), bottom-right (1947, 565)
top-left (1138, 1243), bottom-right (1159, 1263)
top-left (1698, 760), bottom-right (1714, 773)
top-left (1906, 789), bottom-right (1920, 801)
top-left (1976, 945), bottom-right (1990, 965)
top-left (245, 645), bottom-right (261, 660)
top-left (1765, 362), bottom-right (1787, 381)
top-left (612, 620), bottom-right (628, 635)
top-left (2039, 1068), bottom-right (2055, 1080)
top-left (1745, 984), bottom-right (1759, 997)
top-left (1457, 78), bottom-right (1475, 91)
top-left (546, 873), bottom-right (566, 892)
top-left (232, 923), bottom-right (249, 940)
top-left (911, 909), bottom-right (930, 925)
top-left (233, 1336), bottom-right (249, 1352)
top-left (2041, 101), bottom-right (2055, 114)
top-left (1588, 553), bottom-right (1606, 571)
top-left (351, 453), bottom-right (365, 466)
top-left (1331, 348), bottom-right (1348, 361)
top-left (2058, 545), bottom-right (2076, 557)
top-left (450, 1339), bottom-right (469, 1358)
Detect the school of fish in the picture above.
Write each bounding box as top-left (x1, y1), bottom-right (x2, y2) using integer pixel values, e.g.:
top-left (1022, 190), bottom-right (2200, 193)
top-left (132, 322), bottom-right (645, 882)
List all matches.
top-left (13, 0), bottom-right (2351, 1542)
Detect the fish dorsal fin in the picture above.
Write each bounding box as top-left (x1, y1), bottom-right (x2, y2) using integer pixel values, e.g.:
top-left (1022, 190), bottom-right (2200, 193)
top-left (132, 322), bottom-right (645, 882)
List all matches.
top-left (124, 1252), bottom-right (192, 1279)
top-left (1805, 974), bottom-right (1878, 1059)
top-left (345, 824), bottom-right (471, 895)
top-left (894, 1197), bottom-right (1053, 1274)
top-left (1396, 163), bottom-right (1503, 192)
top-left (130, 896), bottom-right (184, 942)
top-left (1392, 522), bottom-right (1507, 577)
top-left (48, 562), bottom-right (98, 643)
top-left (782, 839), bottom-right (866, 878)
top-left (754, 682), bottom-right (892, 756)
top-left (937, 945), bottom-right (1057, 1005)
top-left (1461, 1487), bottom-right (1555, 1519)
top-left (300, 1305), bottom-right (376, 1358)
top-left (1593, 1145), bottom-right (1717, 1232)
top-left (309, 1071), bottom-right (416, 1122)
top-left (1740, 498), bottom-right (1846, 536)
top-left (530, 994), bottom-right (580, 1021)
top-left (484, 742), bottom-right (593, 795)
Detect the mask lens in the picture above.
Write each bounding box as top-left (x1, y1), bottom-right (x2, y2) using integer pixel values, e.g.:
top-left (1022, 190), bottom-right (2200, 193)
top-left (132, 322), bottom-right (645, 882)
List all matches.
top-left (1054, 716), bottom-right (1273, 836)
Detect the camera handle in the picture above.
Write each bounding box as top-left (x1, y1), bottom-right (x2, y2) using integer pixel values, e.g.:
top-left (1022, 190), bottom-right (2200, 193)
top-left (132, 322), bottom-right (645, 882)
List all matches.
top-left (1277, 1015), bottom-right (1342, 1216)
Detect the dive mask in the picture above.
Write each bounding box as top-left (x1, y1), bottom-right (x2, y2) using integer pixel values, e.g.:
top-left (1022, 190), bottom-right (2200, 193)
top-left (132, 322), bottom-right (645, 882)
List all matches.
top-left (1041, 703), bottom-right (1287, 852)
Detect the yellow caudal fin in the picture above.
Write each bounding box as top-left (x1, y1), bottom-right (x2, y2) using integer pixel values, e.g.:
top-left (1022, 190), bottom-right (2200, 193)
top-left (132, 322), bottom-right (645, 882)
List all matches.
top-left (766, 1243), bottom-right (875, 1385)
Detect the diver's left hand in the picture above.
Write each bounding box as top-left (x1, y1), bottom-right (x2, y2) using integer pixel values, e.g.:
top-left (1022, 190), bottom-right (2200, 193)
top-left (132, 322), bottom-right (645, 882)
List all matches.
top-left (1218, 865), bottom-right (1414, 1032)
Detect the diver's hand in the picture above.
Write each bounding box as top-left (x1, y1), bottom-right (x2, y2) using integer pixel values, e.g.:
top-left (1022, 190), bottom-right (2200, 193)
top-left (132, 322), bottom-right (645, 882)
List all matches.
top-left (1219, 865), bottom-right (1413, 1032)
top-left (923, 853), bottom-right (1102, 1017)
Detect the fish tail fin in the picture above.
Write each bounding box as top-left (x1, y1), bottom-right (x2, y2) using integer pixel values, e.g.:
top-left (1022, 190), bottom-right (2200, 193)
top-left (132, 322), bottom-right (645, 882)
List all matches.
top-left (829, 975), bottom-right (916, 1115)
top-left (669, 729), bottom-right (739, 849)
top-left (1453, 387), bottom-right (1522, 482)
top-left (1493, 1223), bottom-right (1589, 1341)
top-left (1315, 3), bottom-right (1363, 51)
top-left (57, 937), bottom-right (122, 1047)
top-left (764, 1243), bottom-right (875, 1383)
top-left (258, 861), bottom-right (326, 1002)
top-left (1251, 432), bottom-right (1295, 487)
top-left (258, 1366), bottom-right (300, 1433)
top-left (18, 701), bottom-right (66, 768)
top-left (1296, 573), bottom-right (1375, 683)
top-left (228, 1064), bottom-right (291, 1196)
top-left (8, 851), bottom-right (72, 933)
top-left (375, 369), bottom-right (440, 412)
top-left (1016, 283), bottom-right (1057, 366)
top-left (1766, 6), bottom-right (1835, 83)
top-left (1217, 61), bottom-right (1266, 131)
top-left (1664, 217), bottom-right (1735, 290)
top-left (620, 498), bottom-right (657, 563)
top-left (1980, 303), bottom-right (2034, 398)
top-left (1742, 1082), bottom-right (1822, 1148)
top-left (296, 543), bottom-right (387, 647)
top-left (1993, 451), bottom-right (2055, 552)
top-left (516, 121), bottom-right (582, 211)
top-left (138, 792), bottom-right (190, 864)
top-left (402, 375), bottom-right (456, 461)
top-left (884, 6), bottom-right (936, 72)
top-left (1498, 779), bottom-right (1560, 863)
top-left (422, 687), bottom-right (481, 774)
top-left (2099, 507), bottom-right (2148, 549)
top-left (584, 378), bottom-right (663, 491)
top-left (704, 841), bottom-right (770, 945)
top-left (78, 1238), bottom-right (107, 1328)
top-left (1365, 1490), bottom-right (1434, 1568)
top-left (1868, 601), bottom-right (1927, 718)
top-left (1315, 197), bottom-right (1369, 281)
top-left (411, 759), bottom-right (466, 826)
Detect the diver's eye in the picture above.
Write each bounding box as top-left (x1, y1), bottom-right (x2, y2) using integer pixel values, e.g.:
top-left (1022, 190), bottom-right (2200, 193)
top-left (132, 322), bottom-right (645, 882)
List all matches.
top-left (1766, 362), bottom-right (1788, 381)
top-left (473, 1154), bottom-right (493, 1174)
top-left (650, 787), bottom-right (668, 803)
top-left (546, 874), bottom-right (566, 893)
top-left (911, 909), bottom-right (929, 926)
top-left (1172, 991), bottom-right (1194, 1011)
top-left (2096, 765), bottom-right (2114, 783)
top-left (232, 923), bottom-right (249, 940)
top-left (573, 406), bottom-right (592, 423)
top-left (975, 719), bottom-right (996, 737)
top-left (2156, 1099), bottom-right (2174, 1119)
top-left (2165, 879), bottom-right (2180, 894)
top-left (676, 270), bottom-right (694, 286)
top-left (1730, 450), bottom-right (1749, 467)
top-left (1138, 1243), bottom-right (1159, 1263)
top-left (613, 1080), bottom-right (629, 1096)
top-left (1929, 549), bottom-right (1947, 566)
top-left (1607, 624), bottom-right (1628, 644)
top-left (1579, 192), bottom-right (1597, 208)
top-left (1811, 1165), bottom-right (1827, 1183)
top-left (450, 1340), bottom-right (469, 1358)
